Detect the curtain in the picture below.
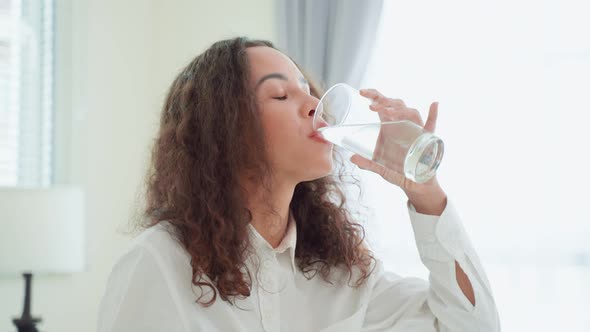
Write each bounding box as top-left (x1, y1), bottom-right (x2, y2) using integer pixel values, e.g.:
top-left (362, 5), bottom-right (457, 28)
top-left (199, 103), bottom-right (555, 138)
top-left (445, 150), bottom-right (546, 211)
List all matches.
top-left (275, 0), bottom-right (384, 89)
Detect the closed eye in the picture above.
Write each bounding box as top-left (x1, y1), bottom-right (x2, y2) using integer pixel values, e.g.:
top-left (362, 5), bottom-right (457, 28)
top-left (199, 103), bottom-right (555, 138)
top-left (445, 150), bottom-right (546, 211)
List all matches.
top-left (273, 95), bottom-right (287, 100)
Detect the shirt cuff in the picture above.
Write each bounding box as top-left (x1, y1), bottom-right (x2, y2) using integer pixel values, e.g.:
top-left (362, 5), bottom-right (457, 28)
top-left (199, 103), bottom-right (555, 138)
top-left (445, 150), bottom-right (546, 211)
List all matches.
top-left (407, 197), bottom-right (475, 262)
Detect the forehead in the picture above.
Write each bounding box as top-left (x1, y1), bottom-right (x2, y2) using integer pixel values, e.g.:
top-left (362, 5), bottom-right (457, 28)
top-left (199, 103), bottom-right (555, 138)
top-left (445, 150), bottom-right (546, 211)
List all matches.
top-left (246, 46), bottom-right (303, 83)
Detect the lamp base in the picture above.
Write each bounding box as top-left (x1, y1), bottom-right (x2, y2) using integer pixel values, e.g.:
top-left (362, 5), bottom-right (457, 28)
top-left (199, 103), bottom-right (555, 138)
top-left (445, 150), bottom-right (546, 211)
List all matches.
top-left (12, 317), bottom-right (41, 332)
top-left (12, 273), bottom-right (42, 332)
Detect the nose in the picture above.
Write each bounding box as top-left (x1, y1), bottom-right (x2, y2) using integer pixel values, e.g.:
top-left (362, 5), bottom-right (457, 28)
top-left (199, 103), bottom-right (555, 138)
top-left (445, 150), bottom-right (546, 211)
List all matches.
top-left (302, 95), bottom-right (320, 119)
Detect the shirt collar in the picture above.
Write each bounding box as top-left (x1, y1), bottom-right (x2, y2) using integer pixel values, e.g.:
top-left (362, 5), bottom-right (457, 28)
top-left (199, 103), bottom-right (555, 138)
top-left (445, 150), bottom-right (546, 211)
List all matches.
top-left (246, 211), bottom-right (298, 275)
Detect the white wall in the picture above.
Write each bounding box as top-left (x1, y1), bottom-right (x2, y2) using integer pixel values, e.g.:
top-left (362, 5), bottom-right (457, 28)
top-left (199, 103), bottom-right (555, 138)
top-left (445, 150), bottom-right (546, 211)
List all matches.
top-left (0, 0), bottom-right (275, 331)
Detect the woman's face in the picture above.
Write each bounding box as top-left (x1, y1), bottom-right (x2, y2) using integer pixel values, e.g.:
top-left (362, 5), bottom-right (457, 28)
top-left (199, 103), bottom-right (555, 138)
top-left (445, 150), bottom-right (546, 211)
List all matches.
top-left (247, 46), bottom-right (333, 184)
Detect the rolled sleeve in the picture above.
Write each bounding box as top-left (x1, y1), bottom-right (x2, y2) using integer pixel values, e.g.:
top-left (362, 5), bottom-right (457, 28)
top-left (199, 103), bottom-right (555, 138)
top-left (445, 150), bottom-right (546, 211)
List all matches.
top-left (406, 197), bottom-right (501, 331)
top-left (361, 198), bottom-right (501, 331)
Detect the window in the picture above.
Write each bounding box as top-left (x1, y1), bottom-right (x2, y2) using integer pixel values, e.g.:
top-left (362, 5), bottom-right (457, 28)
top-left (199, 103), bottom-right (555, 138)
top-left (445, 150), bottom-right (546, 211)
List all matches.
top-left (361, 0), bottom-right (589, 330)
top-left (0, 0), bottom-right (54, 187)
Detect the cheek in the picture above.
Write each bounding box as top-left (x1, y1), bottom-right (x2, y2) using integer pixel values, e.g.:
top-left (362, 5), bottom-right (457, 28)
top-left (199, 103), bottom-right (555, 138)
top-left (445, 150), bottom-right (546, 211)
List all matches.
top-left (267, 126), bottom-right (300, 153)
top-left (262, 114), bottom-right (300, 152)
top-left (261, 106), bottom-right (299, 137)
top-left (262, 116), bottom-right (333, 178)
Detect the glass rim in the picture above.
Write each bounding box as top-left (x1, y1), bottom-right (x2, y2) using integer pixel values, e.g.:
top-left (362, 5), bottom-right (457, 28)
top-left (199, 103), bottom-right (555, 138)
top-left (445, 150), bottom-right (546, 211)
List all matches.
top-left (313, 82), bottom-right (355, 130)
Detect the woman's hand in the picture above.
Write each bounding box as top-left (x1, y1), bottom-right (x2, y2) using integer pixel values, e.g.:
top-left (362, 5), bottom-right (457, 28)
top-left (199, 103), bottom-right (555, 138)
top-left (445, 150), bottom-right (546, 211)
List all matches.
top-left (350, 88), bottom-right (447, 215)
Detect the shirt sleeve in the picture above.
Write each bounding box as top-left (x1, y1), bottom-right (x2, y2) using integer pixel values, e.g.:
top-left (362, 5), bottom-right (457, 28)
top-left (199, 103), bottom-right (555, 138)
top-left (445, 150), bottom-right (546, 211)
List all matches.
top-left (97, 243), bottom-right (188, 332)
top-left (362, 197), bottom-right (501, 332)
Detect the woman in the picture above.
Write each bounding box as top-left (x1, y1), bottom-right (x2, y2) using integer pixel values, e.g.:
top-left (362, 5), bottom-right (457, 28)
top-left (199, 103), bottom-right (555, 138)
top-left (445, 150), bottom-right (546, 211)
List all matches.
top-left (97, 37), bottom-right (500, 331)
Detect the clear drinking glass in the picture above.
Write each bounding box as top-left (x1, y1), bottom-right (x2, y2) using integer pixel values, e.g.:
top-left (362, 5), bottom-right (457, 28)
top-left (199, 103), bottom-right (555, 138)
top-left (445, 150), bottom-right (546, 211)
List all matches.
top-left (313, 83), bottom-right (444, 183)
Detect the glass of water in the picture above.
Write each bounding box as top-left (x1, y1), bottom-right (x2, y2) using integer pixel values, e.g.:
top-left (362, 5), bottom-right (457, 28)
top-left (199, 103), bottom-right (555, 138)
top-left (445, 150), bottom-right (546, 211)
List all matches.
top-left (313, 83), bottom-right (444, 183)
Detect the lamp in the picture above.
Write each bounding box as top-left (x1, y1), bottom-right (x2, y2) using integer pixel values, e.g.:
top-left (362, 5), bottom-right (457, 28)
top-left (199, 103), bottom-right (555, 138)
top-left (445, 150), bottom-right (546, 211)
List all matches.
top-left (0, 187), bottom-right (85, 332)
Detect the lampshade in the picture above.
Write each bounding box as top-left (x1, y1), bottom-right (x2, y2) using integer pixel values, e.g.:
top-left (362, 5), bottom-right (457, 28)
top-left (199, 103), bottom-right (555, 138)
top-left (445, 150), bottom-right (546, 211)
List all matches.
top-left (0, 186), bottom-right (85, 276)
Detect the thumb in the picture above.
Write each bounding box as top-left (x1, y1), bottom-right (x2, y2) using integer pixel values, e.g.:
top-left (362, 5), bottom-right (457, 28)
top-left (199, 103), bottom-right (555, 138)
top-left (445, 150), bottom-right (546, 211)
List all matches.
top-left (350, 154), bottom-right (406, 188)
top-left (350, 154), bottom-right (378, 171)
top-left (424, 102), bottom-right (439, 133)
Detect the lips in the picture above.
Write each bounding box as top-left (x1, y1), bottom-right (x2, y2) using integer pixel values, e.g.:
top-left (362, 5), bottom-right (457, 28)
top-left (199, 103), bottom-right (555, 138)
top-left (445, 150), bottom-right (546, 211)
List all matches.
top-left (309, 131), bottom-right (330, 144)
top-left (308, 121), bottom-right (328, 137)
top-left (308, 120), bottom-right (331, 144)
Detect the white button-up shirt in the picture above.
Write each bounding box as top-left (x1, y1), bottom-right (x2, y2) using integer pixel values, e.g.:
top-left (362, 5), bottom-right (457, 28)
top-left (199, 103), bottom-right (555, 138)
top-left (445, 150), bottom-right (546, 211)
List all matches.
top-left (97, 198), bottom-right (500, 331)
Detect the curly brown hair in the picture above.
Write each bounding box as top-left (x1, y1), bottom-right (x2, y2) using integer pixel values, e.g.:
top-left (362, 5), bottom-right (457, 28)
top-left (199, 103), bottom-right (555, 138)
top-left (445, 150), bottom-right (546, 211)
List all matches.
top-left (139, 37), bottom-right (376, 307)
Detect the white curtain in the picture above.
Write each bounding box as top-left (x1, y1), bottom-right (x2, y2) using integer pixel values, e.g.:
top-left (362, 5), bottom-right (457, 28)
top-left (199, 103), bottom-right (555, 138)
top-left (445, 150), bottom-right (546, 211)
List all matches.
top-left (275, 0), bottom-right (384, 89)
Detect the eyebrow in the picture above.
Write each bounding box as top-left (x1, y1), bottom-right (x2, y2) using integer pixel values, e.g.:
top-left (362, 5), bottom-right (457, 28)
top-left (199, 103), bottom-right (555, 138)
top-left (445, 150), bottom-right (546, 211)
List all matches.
top-left (255, 73), bottom-right (310, 90)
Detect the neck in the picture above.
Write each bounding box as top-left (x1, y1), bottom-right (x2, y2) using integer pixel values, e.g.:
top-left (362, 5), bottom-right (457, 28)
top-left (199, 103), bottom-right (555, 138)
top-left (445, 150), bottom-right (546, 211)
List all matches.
top-left (245, 179), bottom-right (295, 249)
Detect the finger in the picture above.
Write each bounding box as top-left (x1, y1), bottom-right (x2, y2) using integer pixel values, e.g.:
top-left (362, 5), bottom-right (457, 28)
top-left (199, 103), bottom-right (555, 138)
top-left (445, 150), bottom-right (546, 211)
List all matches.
top-left (359, 88), bottom-right (385, 102)
top-left (369, 104), bottom-right (401, 112)
top-left (369, 99), bottom-right (406, 111)
top-left (424, 102), bottom-right (439, 133)
top-left (369, 96), bottom-right (409, 111)
top-left (406, 108), bottom-right (424, 127)
top-left (367, 105), bottom-right (402, 123)
top-left (383, 98), bottom-right (406, 108)
top-left (350, 154), bottom-right (373, 169)
top-left (368, 105), bottom-right (423, 126)
top-left (350, 154), bottom-right (406, 188)
top-left (350, 154), bottom-right (388, 176)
